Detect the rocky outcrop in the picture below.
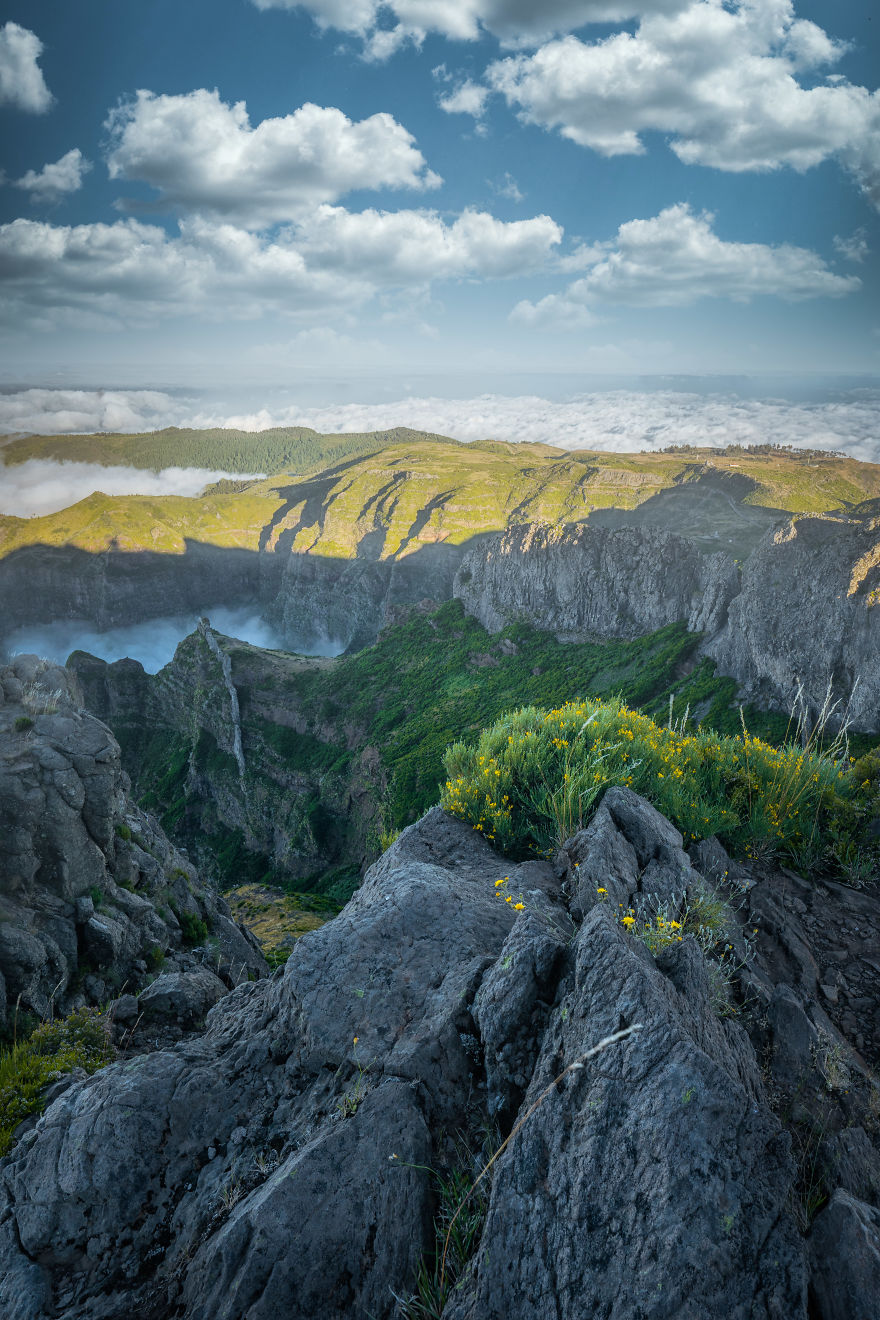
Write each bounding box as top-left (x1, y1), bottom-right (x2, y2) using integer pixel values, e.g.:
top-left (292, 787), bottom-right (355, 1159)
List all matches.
top-left (455, 522), bottom-right (740, 640)
top-left (454, 511), bottom-right (880, 731)
top-left (0, 655), bottom-right (266, 1031)
top-left (1, 794), bottom-right (877, 1319)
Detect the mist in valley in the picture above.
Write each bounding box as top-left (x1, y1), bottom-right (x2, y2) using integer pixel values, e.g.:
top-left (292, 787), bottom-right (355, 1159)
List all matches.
top-left (2, 607), bottom-right (343, 674)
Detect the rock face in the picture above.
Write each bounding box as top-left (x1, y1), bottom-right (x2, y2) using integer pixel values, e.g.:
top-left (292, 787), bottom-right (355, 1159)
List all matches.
top-left (455, 521), bottom-right (740, 640)
top-left (704, 511), bottom-right (880, 732)
top-left (454, 510), bottom-right (880, 732)
top-left (273, 541), bottom-right (469, 653)
top-left (1, 794), bottom-right (876, 1319)
top-left (0, 655), bottom-right (266, 1030)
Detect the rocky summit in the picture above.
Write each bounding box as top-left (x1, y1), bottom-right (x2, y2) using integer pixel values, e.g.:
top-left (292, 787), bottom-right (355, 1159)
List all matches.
top-left (1, 791), bottom-right (878, 1319)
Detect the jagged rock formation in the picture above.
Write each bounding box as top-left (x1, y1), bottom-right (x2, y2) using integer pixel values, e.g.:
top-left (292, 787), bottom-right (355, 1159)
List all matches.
top-left (454, 509), bottom-right (880, 732)
top-left (1, 793), bottom-right (877, 1319)
top-left (0, 655), bottom-right (266, 1031)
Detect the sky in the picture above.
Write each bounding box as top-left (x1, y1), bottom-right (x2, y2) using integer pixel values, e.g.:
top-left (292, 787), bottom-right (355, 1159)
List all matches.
top-left (0, 0), bottom-right (878, 437)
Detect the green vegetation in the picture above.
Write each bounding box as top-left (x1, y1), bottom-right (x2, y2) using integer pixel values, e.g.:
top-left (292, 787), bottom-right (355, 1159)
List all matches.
top-left (440, 698), bottom-right (872, 876)
top-left (13, 715), bottom-right (33, 732)
top-left (4, 439), bottom-right (879, 563)
top-left (0, 424), bottom-right (457, 475)
top-left (0, 1008), bottom-right (115, 1157)
top-left (266, 601), bottom-right (786, 833)
top-left (176, 910), bottom-right (209, 946)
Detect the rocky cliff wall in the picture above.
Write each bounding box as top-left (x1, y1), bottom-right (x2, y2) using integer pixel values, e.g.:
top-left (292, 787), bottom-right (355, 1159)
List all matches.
top-left (454, 514), bottom-right (880, 732)
top-left (455, 522), bottom-right (740, 639)
top-left (0, 656), bottom-right (266, 1031)
top-left (0, 793), bottom-right (877, 1319)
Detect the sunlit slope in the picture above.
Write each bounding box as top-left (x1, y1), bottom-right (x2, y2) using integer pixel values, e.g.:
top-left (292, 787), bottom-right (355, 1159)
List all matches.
top-left (3, 440), bottom-right (879, 561)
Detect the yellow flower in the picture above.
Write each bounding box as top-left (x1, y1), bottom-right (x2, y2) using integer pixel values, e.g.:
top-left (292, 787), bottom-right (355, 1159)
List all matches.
top-left (353, 1036), bottom-right (359, 1044)
top-left (495, 877), bottom-right (507, 887)
top-left (514, 902), bottom-right (525, 911)
top-left (621, 915), bottom-right (635, 928)
top-left (596, 887), bottom-right (608, 894)
top-left (505, 895), bottom-right (513, 903)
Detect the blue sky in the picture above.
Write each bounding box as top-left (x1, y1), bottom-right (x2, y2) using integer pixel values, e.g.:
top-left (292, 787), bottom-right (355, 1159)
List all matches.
top-left (0, 0), bottom-right (878, 415)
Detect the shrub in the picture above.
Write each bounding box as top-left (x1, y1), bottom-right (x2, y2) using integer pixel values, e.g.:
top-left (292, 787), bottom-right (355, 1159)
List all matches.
top-left (13, 715), bottom-right (33, 732)
top-left (114, 822), bottom-right (132, 841)
top-left (441, 698), bottom-right (868, 874)
top-left (0, 1008), bottom-right (115, 1156)
top-left (145, 945), bottom-right (166, 972)
top-left (178, 911), bottom-right (209, 946)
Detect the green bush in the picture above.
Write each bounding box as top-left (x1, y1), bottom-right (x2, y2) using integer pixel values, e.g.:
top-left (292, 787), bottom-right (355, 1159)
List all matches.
top-left (13, 715), bottom-right (33, 732)
top-left (441, 698), bottom-right (868, 873)
top-left (0, 1008), bottom-right (115, 1156)
top-left (178, 911), bottom-right (209, 946)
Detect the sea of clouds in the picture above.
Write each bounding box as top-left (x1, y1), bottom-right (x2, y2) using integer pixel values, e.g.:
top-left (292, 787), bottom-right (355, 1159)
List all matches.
top-left (2, 384), bottom-right (878, 468)
top-left (2, 608), bottom-right (341, 674)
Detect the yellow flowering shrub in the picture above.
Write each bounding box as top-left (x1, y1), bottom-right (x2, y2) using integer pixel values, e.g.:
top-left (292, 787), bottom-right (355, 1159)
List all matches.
top-left (441, 698), bottom-right (868, 873)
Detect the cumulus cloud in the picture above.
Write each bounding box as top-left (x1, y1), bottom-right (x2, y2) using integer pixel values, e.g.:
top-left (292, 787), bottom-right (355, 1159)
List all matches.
top-left (251, 0), bottom-right (687, 50)
top-left (0, 207), bottom-right (562, 329)
top-left (105, 90), bottom-right (441, 226)
top-left (512, 204), bottom-right (860, 323)
top-left (294, 204), bottom-right (561, 281)
top-left (486, 0), bottom-right (880, 205)
top-left (11, 148), bottom-right (92, 203)
top-left (0, 22), bottom-right (52, 113)
top-left (0, 460), bottom-right (264, 517)
top-left (438, 78), bottom-right (489, 119)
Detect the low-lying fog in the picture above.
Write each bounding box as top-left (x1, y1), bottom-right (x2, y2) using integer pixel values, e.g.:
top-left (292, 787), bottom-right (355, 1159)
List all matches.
top-left (2, 608), bottom-right (343, 674)
top-left (0, 460), bottom-right (265, 518)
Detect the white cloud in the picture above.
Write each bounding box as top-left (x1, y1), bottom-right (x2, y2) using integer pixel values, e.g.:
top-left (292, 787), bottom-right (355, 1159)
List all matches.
top-left (0, 206), bottom-right (561, 330)
top-left (0, 459), bottom-right (264, 517)
top-left (512, 205), bottom-right (860, 322)
top-left (11, 149), bottom-right (91, 203)
top-left (490, 172), bottom-right (524, 202)
top-left (3, 386), bottom-right (879, 465)
top-left (487, 1), bottom-right (880, 204)
top-left (438, 79), bottom-right (489, 118)
top-left (105, 90), bottom-right (441, 227)
top-left (251, 0), bottom-right (687, 50)
top-left (833, 228), bottom-right (869, 264)
top-left (294, 204), bottom-right (561, 281)
top-left (0, 23), bottom-right (52, 113)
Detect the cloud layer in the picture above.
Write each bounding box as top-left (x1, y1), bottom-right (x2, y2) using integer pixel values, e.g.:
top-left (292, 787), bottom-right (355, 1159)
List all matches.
top-left (3, 387), bottom-right (877, 465)
top-left (0, 22), bottom-right (52, 113)
top-left (106, 91), bottom-right (441, 226)
top-left (2, 608), bottom-right (305, 675)
top-left (0, 460), bottom-right (265, 517)
top-left (486, 1), bottom-right (880, 204)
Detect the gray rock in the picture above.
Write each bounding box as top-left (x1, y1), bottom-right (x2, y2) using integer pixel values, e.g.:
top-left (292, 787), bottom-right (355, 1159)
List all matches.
top-left (809, 1189), bottom-right (880, 1320)
top-left (138, 969), bottom-right (228, 1024)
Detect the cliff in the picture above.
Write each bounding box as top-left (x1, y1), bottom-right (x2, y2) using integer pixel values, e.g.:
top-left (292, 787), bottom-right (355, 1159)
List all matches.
top-left (0, 794), bottom-right (877, 1319)
top-left (0, 655), bottom-right (266, 1035)
top-left (454, 509), bottom-right (880, 732)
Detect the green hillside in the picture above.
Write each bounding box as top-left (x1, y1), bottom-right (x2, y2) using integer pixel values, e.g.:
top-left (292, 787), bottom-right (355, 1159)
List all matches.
top-left (0, 424), bottom-right (458, 475)
top-left (3, 439), bottom-right (879, 563)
